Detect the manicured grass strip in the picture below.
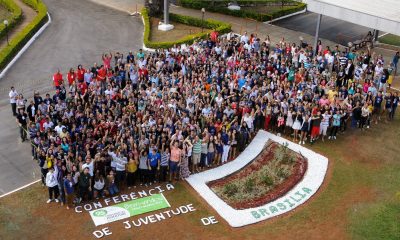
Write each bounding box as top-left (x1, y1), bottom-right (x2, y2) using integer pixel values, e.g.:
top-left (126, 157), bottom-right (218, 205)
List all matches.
top-left (379, 34), bottom-right (400, 47)
top-left (142, 8), bottom-right (231, 49)
top-left (0, 0), bottom-right (48, 70)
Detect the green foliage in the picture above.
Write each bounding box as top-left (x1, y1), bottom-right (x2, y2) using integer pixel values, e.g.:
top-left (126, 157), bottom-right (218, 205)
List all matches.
top-left (0, 0), bottom-right (23, 40)
top-left (141, 8), bottom-right (231, 49)
top-left (223, 182), bottom-right (239, 197)
top-left (178, 0), bottom-right (306, 22)
top-left (0, 0), bottom-right (48, 70)
top-left (261, 172), bottom-right (274, 186)
top-left (244, 177), bottom-right (255, 193)
top-left (211, 141), bottom-right (300, 204)
top-left (21, 0), bottom-right (38, 9)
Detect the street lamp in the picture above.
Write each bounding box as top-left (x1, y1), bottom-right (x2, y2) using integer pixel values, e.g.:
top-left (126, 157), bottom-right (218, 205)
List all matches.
top-left (201, 8), bottom-right (205, 33)
top-left (3, 19), bottom-right (9, 45)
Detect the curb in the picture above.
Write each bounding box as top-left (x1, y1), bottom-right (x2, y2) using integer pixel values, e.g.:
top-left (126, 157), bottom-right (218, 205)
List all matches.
top-left (264, 8), bottom-right (306, 24)
top-left (0, 12), bottom-right (52, 79)
top-left (0, 179), bottom-right (41, 198)
top-left (140, 13), bottom-right (156, 52)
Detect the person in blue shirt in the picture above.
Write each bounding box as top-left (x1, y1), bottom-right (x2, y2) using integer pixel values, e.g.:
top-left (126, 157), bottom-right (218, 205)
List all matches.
top-left (147, 148), bottom-right (161, 184)
top-left (238, 76), bottom-right (246, 90)
top-left (329, 110), bottom-right (342, 140)
top-left (63, 172), bottom-right (75, 210)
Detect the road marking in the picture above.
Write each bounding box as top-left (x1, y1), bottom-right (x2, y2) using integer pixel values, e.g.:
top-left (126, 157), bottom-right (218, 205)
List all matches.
top-left (0, 179), bottom-right (41, 198)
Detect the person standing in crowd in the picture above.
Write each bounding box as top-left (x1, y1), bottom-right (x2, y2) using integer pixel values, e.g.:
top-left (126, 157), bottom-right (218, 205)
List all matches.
top-left (169, 135), bottom-right (181, 182)
top-left (180, 138), bottom-right (192, 179)
top-left (191, 135), bottom-right (201, 173)
top-left (160, 145), bottom-right (170, 182)
top-left (106, 170), bottom-right (118, 196)
top-left (9, 86), bottom-right (18, 116)
top-left (16, 108), bottom-right (28, 142)
top-left (126, 154), bottom-right (138, 188)
top-left (53, 69), bottom-right (63, 89)
top-left (392, 51), bottom-right (399, 75)
top-left (78, 167), bottom-right (91, 202)
top-left (108, 146), bottom-right (127, 190)
top-left (45, 166), bottom-right (59, 203)
top-left (147, 147), bottom-right (161, 184)
top-left (93, 171), bottom-right (105, 199)
top-left (138, 150), bottom-right (149, 186)
top-left (63, 172), bottom-right (75, 209)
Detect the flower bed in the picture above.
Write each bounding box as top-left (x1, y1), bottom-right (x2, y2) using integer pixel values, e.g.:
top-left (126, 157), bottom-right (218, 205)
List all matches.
top-left (207, 140), bottom-right (307, 209)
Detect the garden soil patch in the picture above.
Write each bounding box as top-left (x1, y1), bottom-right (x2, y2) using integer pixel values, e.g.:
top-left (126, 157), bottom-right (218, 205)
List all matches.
top-left (208, 141), bottom-right (307, 209)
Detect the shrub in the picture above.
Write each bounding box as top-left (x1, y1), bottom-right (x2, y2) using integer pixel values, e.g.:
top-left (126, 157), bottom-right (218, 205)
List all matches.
top-left (141, 8), bottom-right (231, 49)
top-left (0, 0), bottom-right (23, 40)
top-left (223, 182), bottom-right (238, 197)
top-left (178, 0), bottom-right (306, 22)
top-left (261, 173), bottom-right (274, 186)
top-left (0, 0), bottom-right (48, 70)
top-left (277, 166), bottom-right (290, 179)
top-left (243, 177), bottom-right (255, 193)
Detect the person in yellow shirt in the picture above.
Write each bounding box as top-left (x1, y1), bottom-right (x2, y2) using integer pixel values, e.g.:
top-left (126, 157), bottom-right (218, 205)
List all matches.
top-left (327, 88), bottom-right (337, 103)
top-left (126, 155), bottom-right (138, 189)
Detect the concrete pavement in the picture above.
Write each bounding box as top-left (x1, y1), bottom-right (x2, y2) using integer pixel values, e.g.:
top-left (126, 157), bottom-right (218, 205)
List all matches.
top-left (274, 11), bottom-right (373, 46)
top-left (0, 0), bottom-right (144, 194)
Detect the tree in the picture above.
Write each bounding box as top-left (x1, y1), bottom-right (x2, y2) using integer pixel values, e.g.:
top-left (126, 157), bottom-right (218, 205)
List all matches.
top-left (145, 0), bottom-right (164, 16)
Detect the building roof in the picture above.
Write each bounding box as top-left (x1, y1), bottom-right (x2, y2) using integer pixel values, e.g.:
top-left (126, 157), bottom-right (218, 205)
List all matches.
top-left (306, 0), bottom-right (400, 35)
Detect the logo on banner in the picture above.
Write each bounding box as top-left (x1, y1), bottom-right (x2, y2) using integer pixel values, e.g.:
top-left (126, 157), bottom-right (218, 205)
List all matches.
top-left (90, 193), bottom-right (171, 226)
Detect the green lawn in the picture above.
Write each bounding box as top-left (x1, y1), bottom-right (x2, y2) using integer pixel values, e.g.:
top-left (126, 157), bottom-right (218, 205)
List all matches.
top-left (379, 34), bottom-right (400, 47)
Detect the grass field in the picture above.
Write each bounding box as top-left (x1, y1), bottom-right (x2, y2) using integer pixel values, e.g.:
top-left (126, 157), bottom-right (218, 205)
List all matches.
top-left (150, 18), bottom-right (208, 43)
top-left (379, 34), bottom-right (400, 47)
top-left (0, 113), bottom-right (399, 239)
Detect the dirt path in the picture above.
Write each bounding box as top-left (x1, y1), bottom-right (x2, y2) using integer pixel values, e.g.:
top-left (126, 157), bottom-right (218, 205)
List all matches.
top-left (0, 0), bottom-right (37, 49)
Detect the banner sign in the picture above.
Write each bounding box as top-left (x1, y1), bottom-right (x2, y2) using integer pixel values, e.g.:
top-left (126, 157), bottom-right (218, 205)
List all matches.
top-left (90, 193), bottom-right (170, 226)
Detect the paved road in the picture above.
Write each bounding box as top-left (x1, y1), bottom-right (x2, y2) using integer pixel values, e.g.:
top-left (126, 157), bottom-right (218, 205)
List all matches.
top-left (0, 0), bottom-right (143, 195)
top-left (274, 11), bottom-right (374, 46)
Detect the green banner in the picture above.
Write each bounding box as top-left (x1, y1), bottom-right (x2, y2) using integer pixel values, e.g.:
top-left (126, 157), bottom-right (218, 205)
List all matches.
top-left (90, 193), bottom-right (170, 226)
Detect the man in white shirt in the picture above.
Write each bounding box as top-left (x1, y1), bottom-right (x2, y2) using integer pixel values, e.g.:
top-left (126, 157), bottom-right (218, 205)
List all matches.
top-left (43, 118), bottom-right (54, 131)
top-left (240, 32), bottom-right (249, 44)
top-left (9, 86), bottom-right (18, 116)
top-left (54, 122), bottom-right (66, 136)
top-left (82, 157), bottom-right (95, 177)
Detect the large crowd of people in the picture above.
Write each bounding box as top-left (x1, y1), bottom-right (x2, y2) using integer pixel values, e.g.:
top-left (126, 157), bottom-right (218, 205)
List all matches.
top-left (9, 32), bottom-right (399, 209)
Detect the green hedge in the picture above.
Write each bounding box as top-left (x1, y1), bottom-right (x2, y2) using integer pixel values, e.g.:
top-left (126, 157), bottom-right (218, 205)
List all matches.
top-left (0, 0), bottom-right (48, 70)
top-left (179, 0), bottom-right (306, 22)
top-left (142, 8), bottom-right (231, 49)
top-left (0, 0), bottom-right (23, 40)
top-left (21, 0), bottom-right (39, 9)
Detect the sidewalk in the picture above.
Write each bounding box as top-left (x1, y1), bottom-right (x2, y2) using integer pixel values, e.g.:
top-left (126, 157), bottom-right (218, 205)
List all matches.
top-left (89, 0), bottom-right (338, 47)
top-left (0, 0), bottom-right (37, 50)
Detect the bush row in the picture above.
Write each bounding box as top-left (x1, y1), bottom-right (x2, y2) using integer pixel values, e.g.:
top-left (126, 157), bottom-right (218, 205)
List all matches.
top-left (142, 8), bottom-right (231, 49)
top-left (0, 0), bottom-right (23, 40)
top-left (0, 0), bottom-right (48, 70)
top-left (178, 0), bottom-right (306, 22)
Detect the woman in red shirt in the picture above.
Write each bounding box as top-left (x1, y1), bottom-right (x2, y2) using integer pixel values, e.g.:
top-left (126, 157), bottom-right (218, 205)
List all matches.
top-left (67, 68), bottom-right (76, 86)
top-left (76, 65), bottom-right (85, 82)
